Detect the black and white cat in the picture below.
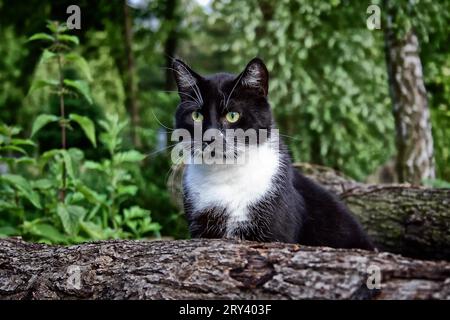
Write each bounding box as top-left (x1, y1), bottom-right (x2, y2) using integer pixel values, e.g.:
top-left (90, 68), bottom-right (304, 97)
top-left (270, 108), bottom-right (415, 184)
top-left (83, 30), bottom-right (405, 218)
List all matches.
top-left (172, 57), bottom-right (374, 250)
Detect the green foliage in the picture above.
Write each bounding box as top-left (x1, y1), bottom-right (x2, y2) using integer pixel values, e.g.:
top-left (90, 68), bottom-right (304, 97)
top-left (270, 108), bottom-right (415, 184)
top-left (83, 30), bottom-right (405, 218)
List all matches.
top-left (31, 114), bottom-right (59, 137)
top-left (0, 118), bottom-right (161, 243)
top-left (209, 0), bottom-right (394, 180)
top-left (0, 26), bottom-right (28, 125)
top-left (28, 21), bottom-right (93, 103)
top-left (69, 114), bottom-right (97, 147)
top-left (0, 21), bottom-right (160, 243)
top-left (423, 178), bottom-right (450, 189)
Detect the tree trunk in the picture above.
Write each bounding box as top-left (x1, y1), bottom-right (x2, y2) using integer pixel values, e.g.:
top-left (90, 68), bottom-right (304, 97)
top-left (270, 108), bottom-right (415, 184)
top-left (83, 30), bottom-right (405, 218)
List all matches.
top-left (123, 0), bottom-right (141, 147)
top-left (384, 1), bottom-right (435, 184)
top-left (163, 0), bottom-right (179, 91)
top-left (1, 238), bottom-right (449, 300)
top-left (293, 163), bottom-right (450, 261)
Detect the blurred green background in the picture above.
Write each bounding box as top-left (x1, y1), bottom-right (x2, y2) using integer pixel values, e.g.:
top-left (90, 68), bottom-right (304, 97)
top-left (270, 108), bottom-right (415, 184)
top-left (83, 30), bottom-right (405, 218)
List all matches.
top-left (0, 0), bottom-right (449, 243)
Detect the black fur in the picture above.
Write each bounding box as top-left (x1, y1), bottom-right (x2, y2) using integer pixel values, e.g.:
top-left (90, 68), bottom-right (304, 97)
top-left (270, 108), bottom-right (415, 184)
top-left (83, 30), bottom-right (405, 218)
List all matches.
top-left (173, 57), bottom-right (374, 250)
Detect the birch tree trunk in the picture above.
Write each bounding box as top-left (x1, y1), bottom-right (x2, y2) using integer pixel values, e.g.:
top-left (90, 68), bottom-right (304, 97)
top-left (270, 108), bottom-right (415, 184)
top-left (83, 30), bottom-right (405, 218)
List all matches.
top-left (384, 1), bottom-right (435, 184)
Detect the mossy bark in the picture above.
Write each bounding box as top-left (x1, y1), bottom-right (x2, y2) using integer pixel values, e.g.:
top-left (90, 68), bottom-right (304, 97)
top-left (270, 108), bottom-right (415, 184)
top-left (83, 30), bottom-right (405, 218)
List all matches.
top-left (294, 163), bottom-right (450, 260)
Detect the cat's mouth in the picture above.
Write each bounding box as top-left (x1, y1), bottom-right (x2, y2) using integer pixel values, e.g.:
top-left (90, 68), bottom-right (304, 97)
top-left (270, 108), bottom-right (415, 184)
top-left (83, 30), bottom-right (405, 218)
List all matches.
top-left (195, 138), bottom-right (247, 160)
top-left (174, 138), bottom-right (252, 165)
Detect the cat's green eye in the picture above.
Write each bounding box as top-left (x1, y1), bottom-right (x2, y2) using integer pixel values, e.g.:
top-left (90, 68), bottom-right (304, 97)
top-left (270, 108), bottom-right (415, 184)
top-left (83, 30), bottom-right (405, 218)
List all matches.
top-left (191, 111), bottom-right (203, 122)
top-left (225, 112), bottom-right (240, 123)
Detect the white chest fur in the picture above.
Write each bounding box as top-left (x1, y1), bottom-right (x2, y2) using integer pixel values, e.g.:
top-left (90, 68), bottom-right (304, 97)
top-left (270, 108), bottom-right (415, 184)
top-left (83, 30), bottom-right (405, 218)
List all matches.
top-left (184, 142), bottom-right (280, 235)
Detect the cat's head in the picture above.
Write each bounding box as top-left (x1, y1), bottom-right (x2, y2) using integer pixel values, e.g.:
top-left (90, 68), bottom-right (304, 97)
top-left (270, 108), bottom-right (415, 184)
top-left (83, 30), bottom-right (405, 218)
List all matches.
top-left (172, 58), bottom-right (273, 161)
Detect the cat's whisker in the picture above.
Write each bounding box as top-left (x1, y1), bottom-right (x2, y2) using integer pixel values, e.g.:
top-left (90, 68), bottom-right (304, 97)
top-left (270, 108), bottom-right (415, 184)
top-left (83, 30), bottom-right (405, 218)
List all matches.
top-left (141, 127), bottom-right (174, 135)
top-left (220, 91), bottom-right (227, 109)
top-left (176, 92), bottom-right (201, 106)
top-left (278, 133), bottom-right (303, 142)
top-left (146, 142), bottom-right (185, 157)
top-left (156, 88), bottom-right (201, 107)
top-left (177, 100), bottom-right (201, 111)
top-left (150, 108), bottom-right (175, 132)
top-left (165, 159), bottom-right (186, 193)
top-left (224, 71), bottom-right (245, 111)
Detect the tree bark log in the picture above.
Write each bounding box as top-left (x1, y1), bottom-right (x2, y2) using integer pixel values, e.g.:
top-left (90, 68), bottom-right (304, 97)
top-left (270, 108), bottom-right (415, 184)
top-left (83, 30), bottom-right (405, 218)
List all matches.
top-left (293, 163), bottom-right (450, 261)
top-left (1, 238), bottom-right (449, 300)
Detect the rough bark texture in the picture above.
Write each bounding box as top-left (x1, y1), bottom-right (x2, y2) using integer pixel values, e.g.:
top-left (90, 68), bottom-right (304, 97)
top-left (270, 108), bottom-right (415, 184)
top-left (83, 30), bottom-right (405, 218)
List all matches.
top-left (293, 163), bottom-right (450, 261)
top-left (384, 1), bottom-right (435, 184)
top-left (1, 238), bottom-right (449, 300)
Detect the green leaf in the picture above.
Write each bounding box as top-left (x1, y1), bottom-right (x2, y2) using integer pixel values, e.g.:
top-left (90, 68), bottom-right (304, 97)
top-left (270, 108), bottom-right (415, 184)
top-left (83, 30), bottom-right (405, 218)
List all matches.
top-left (75, 182), bottom-right (105, 205)
top-left (29, 79), bottom-right (59, 93)
top-left (59, 149), bottom-right (75, 179)
top-left (28, 33), bottom-right (55, 42)
top-left (0, 199), bottom-right (18, 211)
top-left (0, 226), bottom-right (19, 238)
top-left (38, 149), bottom-right (74, 178)
top-left (0, 145), bottom-right (27, 154)
top-left (117, 185), bottom-right (138, 196)
top-left (40, 49), bottom-right (56, 62)
top-left (1, 174), bottom-right (41, 209)
top-left (39, 149), bottom-right (60, 169)
top-left (31, 179), bottom-right (54, 190)
top-left (79, 221), bottom-right (105, 240)
top-left (65, 53), bottom-right (92, 81)
top-left (11, 138), bottom-right (36, 146)
top-left (64, 79), bottom-right (93, 104)
top-left (56, 23), bottom-right (69, 34)
top-left (46, 20), bottom-right (59, 33)
top-left (114, 150), bottom-right (146, 163)
top-left (68, 147), bottom-right (85, 163)
top-left (27, 222), bottom-right (66, 243)
top-left (57, 203), bottom-right (86, 235)
top-left (69, 114), bottom-right (96, 147)
top-left (16, 157), bottom-right (36, 165)
top-left (57, 34), bottom-right (79, 45)
top-left (142, 222), bottom-right (162, 234)
top-left (83, 160), bottom-right (104, 171)
top-left (0, 124), bottom-right (20, 136)
top-left (10, 127), bottom-right (21, 135)
top-left (124, 206), bottom-right (149, 219)
top-left (31, 114), bottom-right (59, 137)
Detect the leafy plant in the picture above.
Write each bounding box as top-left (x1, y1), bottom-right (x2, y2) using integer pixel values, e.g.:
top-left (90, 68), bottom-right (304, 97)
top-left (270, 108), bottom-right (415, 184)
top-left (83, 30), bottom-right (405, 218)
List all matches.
top-left (29, 21), bottom-right (96, 201)
top-left (0, 117), bottom-right (161, 242)
top-left (208, 0), bottom-right (394, 180)
top-left (78, 114), bottom-right (161, 239)
top-left (0, 21), bottom-right (161, 243)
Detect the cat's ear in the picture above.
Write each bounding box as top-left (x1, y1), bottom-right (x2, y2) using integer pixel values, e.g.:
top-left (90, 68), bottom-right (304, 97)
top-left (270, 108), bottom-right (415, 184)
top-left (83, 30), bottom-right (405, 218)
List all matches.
top-left (172, 59), bottom-right (201, 98)
top-left (237, 58), bottom-right (269, 97)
